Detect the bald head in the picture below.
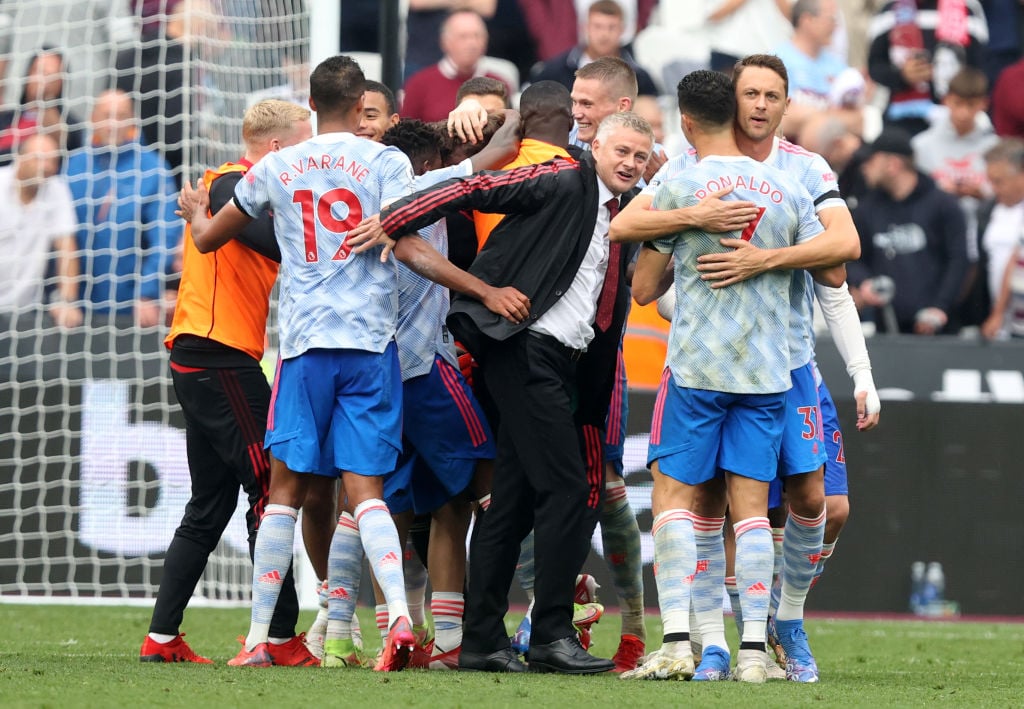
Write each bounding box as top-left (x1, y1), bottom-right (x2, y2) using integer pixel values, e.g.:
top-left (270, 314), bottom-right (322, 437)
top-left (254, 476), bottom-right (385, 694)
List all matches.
top-left (14, 133), bottom-right (61, 185)
top-left (90, 90), bottom-right (136, 148)
top-left (441, 10), bottom-right (488, 74)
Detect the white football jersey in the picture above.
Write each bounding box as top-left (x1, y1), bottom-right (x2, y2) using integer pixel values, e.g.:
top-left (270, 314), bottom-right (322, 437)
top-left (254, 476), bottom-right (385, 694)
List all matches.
top-left (650, 155), bottom-right (823, 394)
top-left (234, 132), bottom-right (414, 358)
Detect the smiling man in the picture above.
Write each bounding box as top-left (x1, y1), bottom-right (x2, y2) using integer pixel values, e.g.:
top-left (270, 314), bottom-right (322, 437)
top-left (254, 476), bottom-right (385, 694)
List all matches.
top-left (356, 80), bottom-right (400, 142)
top-left (359, 111), bottom-right (653, 676)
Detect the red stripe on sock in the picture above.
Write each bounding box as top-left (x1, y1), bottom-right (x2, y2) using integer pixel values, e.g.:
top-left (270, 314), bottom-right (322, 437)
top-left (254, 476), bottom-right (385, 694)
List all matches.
top-left (605, 483), bottom-right (628, 504)
top-left (337, 515), bottom-right (359, 532)
top-left (690, 514), bottom-right (724, 533)
top-left (652, 509), bottom-right (691, 536)
top-left (733, 516), bottom-right (771, 538)
top-left (356, 504), bottom-right (390, 523)
top-left (430, 602), bottom-right (465, 616)
top-left (790, 509), bottom-right (827, 527)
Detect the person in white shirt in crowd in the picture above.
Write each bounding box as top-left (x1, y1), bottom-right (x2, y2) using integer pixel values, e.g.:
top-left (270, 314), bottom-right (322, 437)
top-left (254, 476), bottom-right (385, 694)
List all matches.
top-left (0, 132), bottom-right (81, 328)
top-left (774, 0), bottom-right (856, 140)
top-left (704, 0), bottom-right (792, 73)
top-left (979, 139), bottom-right (1024, 338)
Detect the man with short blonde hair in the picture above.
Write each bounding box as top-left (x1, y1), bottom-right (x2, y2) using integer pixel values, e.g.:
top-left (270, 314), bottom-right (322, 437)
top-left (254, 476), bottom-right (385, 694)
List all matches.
top-left (242, 99), bottom-right (312, 143)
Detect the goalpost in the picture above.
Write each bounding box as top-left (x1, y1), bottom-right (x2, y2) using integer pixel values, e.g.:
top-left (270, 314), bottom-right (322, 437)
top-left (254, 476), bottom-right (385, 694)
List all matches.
top-left (0, 0), bottom-right (328, 606)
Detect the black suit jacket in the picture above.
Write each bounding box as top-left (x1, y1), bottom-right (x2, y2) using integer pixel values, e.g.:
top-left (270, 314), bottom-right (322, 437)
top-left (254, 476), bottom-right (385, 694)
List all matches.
top-left (379, 152), bottom-right (635, 425)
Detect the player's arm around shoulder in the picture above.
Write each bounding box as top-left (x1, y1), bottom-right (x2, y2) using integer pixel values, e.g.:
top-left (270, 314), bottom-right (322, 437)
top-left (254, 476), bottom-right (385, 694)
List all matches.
top-left (696, 179), bottom-right (858, 288)
top-left (609, 184), bottom-right (759, 243)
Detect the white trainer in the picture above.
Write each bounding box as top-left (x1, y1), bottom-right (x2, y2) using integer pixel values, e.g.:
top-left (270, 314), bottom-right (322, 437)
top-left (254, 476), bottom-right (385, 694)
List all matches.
top-left (620, 645), bottom-right (694, 681)
top-left (732, 649), bottom-right (768, 684)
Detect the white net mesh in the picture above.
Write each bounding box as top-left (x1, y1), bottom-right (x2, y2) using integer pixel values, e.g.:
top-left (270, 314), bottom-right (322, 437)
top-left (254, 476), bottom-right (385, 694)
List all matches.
top-left (0, 0), bottom-right (310, 603)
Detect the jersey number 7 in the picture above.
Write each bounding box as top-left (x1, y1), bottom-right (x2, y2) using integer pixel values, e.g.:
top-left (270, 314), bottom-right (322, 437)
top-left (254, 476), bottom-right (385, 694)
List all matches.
top-left (739, 207), bottom-right (766, 242)
top-left (293, 188), bottom-right (363, 262)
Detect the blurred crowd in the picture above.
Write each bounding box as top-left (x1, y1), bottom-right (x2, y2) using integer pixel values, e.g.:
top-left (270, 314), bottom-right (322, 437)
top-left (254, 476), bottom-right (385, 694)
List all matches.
top-left (1, 0), bottom-right (1023, 342)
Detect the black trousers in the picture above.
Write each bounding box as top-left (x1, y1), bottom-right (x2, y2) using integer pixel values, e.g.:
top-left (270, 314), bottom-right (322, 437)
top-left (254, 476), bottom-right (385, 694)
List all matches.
top-left (463, 331), bottom-right (604, 651)
top-left (148, 360), bottom-right (298, 637)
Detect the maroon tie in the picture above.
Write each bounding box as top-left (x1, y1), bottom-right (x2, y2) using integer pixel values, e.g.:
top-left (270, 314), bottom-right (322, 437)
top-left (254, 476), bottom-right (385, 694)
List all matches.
top-left (595, 197), bottom-right (621, 332)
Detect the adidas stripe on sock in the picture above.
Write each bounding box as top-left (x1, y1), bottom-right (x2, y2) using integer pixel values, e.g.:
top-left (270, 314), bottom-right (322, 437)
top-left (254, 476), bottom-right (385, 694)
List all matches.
top-left (691, 514), bottom-right (727, 654)
top-left (326, 512), bottom-right (362, 641)
top-left (652, 509), bottom-right (695, 647)
top-left (355, 498), bottom-right (410, 627)
top-left (246, 504), bottom-right (297, 650)
top-left (775, 508), bottom-right (826, 622)
top-left (734, 516), bottom-right (773, 650)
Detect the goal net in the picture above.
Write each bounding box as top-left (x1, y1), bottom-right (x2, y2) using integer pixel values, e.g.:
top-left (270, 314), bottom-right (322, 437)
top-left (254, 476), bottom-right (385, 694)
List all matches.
top-left (0, 0), bottom-right (310, 604)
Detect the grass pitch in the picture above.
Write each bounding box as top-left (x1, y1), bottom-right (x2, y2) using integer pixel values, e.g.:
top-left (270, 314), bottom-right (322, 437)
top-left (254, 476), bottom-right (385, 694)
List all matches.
top-left (1, 604), bottom-right (1022, 708)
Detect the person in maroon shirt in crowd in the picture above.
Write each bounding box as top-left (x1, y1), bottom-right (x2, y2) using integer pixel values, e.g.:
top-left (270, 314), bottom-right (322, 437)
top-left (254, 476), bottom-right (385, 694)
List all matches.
top-left (401, 10), bottom-right (513, 123)
top-left (992, 57), bottom-right (1024, 139)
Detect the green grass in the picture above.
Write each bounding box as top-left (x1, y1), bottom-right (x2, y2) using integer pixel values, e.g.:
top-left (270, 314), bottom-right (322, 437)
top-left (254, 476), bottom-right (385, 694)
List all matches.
top-left (1, 605), bottom-right (1022, 708)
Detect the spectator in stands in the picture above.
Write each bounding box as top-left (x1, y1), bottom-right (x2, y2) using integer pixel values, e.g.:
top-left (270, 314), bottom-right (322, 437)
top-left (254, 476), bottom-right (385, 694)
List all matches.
top-left (0, 47), bottom-right (86, 167)
top-left (982, 241), bottom-right (1024, 339)
top-left (0, 1), bottom-right (133, 110)
top-left (774, 0), bottom-right (853, 139)
top-left (631, 94), bottom-right (664, 145)
top-left (799, 112), bottom-right (869, 209)
top-left (912, 68), bottom-right (998, 201)
top-left (975, 139), bottom-right (1024, 334)
top-left (991, 56), bottom-right (1024, 139)
top-left (576, 0), bottom-right (658, 44)
top-left (704, 0), bottom-right (793, 73)
top-left (979, 0), bottom-right (1023, 87)
top-left (340, 0), bottom-right (382, 53)
top-left (848, 127), bottom-right (970, 334)
top-left (529, 1), bottom-right (659, 97)
top-left (403, 0), bottom-right (497, 80)
top-left (401, 9), bottom-right (513, 123)
top-left (356, 80), bottom-right (400, 142)
top-left (0, 133), bottom-right (81, 328)
top-left (912, 66), bottom-right (999, 296)
top-left (517, 0), bottom-right (580, 63)
top-left (64, 90), bottom-right (178, 328)
top-left (866, 0), bottom-right (989, 136)
top-left (115, 0), bottom-right (221, 182)
top-left (246, 48), bottom-right (310, 110)
top-left (456, 76), bottom-right (508, 113)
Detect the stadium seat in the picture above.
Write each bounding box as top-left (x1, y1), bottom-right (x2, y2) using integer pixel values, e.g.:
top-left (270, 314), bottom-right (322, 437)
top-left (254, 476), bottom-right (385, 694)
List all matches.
top-left (479, 55), bottom-right (520, 92)
top-left (632, 25), bottom-right (710, 95)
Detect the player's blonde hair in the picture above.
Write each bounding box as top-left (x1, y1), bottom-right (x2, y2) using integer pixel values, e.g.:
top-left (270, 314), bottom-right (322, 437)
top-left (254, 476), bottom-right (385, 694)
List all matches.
top-left (242, 99), bottom-right (310, 143)
top-left (575, 56), bottom-right (638, 102)
top-left (594, 110), bottom-right (654, 144)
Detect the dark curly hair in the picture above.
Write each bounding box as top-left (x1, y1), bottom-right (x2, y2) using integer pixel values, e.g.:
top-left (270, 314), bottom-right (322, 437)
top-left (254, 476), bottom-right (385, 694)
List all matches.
top-left (381, 118), bottom-right (443, 172)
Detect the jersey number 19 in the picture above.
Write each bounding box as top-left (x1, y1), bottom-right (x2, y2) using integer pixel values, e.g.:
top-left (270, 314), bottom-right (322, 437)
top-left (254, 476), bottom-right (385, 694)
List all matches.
top-left (293, 188), bottom-right (363, 262)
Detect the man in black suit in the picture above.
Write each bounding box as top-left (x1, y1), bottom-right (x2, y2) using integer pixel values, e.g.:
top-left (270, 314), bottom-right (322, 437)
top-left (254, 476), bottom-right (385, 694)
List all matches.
top-left (350, 96), bottom-right (652, 674)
